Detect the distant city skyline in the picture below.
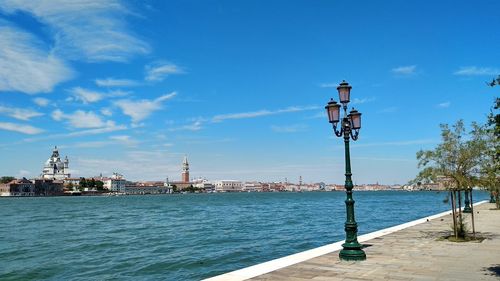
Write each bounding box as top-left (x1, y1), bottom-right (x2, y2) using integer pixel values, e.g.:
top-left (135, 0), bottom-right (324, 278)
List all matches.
top-left (0, 1), bottom-right (499, 184)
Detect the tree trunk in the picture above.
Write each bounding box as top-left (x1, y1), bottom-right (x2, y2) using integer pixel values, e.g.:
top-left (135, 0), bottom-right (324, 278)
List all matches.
top-left (457, 189), bottom-right (464, 238)
top-left (469, 188), bottom-right (476, 239)
top-left (451, 190), bottom-right (458, 239)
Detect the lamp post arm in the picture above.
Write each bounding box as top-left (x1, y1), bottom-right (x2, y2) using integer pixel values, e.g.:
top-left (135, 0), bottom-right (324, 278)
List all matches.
top-left (332, 123), bottom-right (343, 137)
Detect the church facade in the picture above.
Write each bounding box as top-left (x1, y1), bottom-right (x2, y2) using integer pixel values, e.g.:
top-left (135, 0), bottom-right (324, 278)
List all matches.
top-left (41, 146), bottom-right (70, 180)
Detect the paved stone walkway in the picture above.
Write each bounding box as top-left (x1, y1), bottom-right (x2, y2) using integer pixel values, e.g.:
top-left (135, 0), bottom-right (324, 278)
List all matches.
top-left (251, 203), bottom-right (500, 281)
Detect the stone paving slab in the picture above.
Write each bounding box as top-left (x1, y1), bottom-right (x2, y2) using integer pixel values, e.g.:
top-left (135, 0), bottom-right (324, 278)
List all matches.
top-left (249, 202), bottom-right (500, 281)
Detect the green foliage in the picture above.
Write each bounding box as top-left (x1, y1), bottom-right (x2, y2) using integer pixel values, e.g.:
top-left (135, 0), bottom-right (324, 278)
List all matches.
top-left (487, 75), bottom-right (500, 87)
top-left (474, 99), bottom-right (500, 208)
top-left (415, 120), bottom-right (484, 190)
top-left (79, 177), bottom-right (87, 188)
top-left (95, 180), bottom-right (104, 191)
top-left (66, 182), bottom-right (74, 191)
top-left (0, 176), bottom-right (15, 183)
top-left (183, 185), bottom-right (201, 193)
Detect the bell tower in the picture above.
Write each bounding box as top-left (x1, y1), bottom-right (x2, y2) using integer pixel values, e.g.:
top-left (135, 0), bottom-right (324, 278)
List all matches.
top-left (181, 155), bottom-right (189, 183)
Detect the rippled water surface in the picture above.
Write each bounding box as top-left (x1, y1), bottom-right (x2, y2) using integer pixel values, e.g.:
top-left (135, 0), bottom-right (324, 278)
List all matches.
top-left (0, 191), bottom-right (489, 280)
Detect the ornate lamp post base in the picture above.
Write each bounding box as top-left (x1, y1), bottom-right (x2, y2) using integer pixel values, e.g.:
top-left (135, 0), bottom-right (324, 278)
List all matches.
top-left (490, 194), bottom-right (496, 203)
top-left (339, 245), bottom-right (366, 261)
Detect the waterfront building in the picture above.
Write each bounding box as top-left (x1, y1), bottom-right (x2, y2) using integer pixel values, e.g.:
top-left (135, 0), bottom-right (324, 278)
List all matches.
top-left (243, 182), bottom-right (263, 192)
top-left (122, 185), bottom-right (172, 195)
top-left (192, 178), bottom-right (215, 191)
top-left (214, 180), bottom-right (243, 192)
top-left (41, 146), bottom-right (70, 180)
top-left (34, 179), bottom-right (64, 196)
top-left (0, 178), bottom-right (35, 196)
top-left (103, 173), bottom-right (127, 192)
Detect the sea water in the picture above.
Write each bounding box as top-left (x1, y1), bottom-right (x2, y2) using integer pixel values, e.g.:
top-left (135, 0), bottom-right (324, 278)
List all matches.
top-left (0, 191), bottom-right (489, 280)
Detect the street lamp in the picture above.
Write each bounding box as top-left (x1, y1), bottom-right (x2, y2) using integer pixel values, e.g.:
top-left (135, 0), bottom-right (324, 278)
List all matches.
top-left (325, 80), bottom-right (366, 261)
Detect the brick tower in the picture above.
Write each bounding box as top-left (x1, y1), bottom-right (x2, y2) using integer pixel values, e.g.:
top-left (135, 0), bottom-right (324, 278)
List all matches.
top-left (181, 155), bottom-right (189, 183)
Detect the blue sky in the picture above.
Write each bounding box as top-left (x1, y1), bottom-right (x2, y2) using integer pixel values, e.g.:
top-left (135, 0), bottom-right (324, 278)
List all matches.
top-left (0, 0), bottom-right (498, 184)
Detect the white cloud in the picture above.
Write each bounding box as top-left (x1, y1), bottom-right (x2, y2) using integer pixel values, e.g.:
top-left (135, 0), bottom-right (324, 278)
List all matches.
top-left (351, 97), bottom-right (376, 104)
top-left (437, 101), bottom-right (450, 108)
top-left (0, 0), bottom-right (150, 62)
top-left (24, 123), bottom-right (127, 142)
top-left (0, 122), bottom-right (43, 134)
top-left (145, 62), bottom-right (184, 81)
top-left (114, 92), bottom-right (177, 123)
top-left (95, 78), bottom-right (139, 87)
top-left (0, 25), bottom-right (73, 94)
top-left (33, 97), bottom-right (50, 107)
top-left (391, 65), bottom-right (416, 75)
top-left (169, 121), bottom-right (203, 131)
top-left (101, 108), bottom-right (113, 116)
top-left (319, 83), bottom-right (338, 88)
top-left (453, 66), bottom-right (500, 76)
top-left (65, 135), bottom-right (137, 149)
top-left (271, 124), bottom-right (307, 133)
top-left (212, 106), bottom-right (319, 123)
top-left (70, 87), bottom-right (104, 104)
top-left (0, 105), bottom-right (43, 121)
top-left (51, 109), bottom-right (107, 128)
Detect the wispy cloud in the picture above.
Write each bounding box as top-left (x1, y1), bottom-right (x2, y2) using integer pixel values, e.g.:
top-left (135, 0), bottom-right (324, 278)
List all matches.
top-left (0, 105), bottom-right (43, 121)
top-left (212, 106), bottom-right (319, 123)
top-left (319, 83), bottom-right (338, 88)
top-left (169, 120), bottom-right (203, 132)
top-left (271, 124), bottom-right (307, 133)
top-left (95, 78), bottom-right (139, 87)
top-left (101, 108), bottom-right (113, 116)
top-left (145, 61), bottom-right (184, 81)
top-left (69, 87), bottom-right (104, 104)
top-left (352, 97), bottom-right (376, 104)
top-left (65, 135), bottom-right (137, 149)
top-left (453, 66), bottom-right (500, 76)
top-left (437, 101), bottom-right (450, 108)
top-left (0, 122), bottom-right (44, 135)
top-left (51, 109), bottom-right (111, 129)
top-left (0, 0), bottom-right (150, 62)
top-left (114, 92), bottom-right (177, 124)
top-left (0, 24), bottom-right (73, 94)
top-left (24, 123), bottom-right (127, 142)
top-left (377, 106), bottom-right (398, 113)
top-left (391, 65), bottom-right (417, 75)
top-left (33, 97), bottom-right (50, 107)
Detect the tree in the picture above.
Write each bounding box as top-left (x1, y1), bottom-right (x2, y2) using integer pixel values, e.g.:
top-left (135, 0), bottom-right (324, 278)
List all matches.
top-left (415, 120), bottom-right (484, 239)
top-left (487, 75), bottom-right (500, 87)
top-left (0, 176), bottom-right (15, 183)
top-left (477, 98), bottom-right (500, 208)
top-left (95, 180), bottom-right (104, 191)
top-left (79, 178), bottom-right (87, 188)
top-left (66, 182), bottom-right (74, 191)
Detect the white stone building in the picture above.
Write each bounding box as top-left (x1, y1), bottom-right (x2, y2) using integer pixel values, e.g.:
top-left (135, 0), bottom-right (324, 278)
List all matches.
top-left (103, 173), bottom-right (127, 192)
top-left (214, 180), bottom-right (243, 192)
top-left (41, 146), bottom-right (70, 180)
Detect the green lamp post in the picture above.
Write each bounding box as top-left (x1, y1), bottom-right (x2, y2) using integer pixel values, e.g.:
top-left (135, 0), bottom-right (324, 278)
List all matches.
top-left (325, 80), bottom-right (366, 261)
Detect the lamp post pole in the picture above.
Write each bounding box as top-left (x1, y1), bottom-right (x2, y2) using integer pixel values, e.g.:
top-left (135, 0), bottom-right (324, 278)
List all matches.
top-left (325, 80), bottom-right (366, 261)
top-left (463, 189), bottom-right (472, 213)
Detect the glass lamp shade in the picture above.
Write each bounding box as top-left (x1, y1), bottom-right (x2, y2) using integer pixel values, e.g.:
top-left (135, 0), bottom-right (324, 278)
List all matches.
top-left (348, 108), bottom-right (362, 129)
top-left (337, 80), bottom-right (351, 104)
top-left (325, 99), bottom-right (341, 123)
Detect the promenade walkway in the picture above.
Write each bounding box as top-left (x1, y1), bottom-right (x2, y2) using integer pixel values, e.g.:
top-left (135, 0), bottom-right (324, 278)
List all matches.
top-left (206, 202), bottom-right (500, 281)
